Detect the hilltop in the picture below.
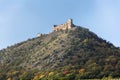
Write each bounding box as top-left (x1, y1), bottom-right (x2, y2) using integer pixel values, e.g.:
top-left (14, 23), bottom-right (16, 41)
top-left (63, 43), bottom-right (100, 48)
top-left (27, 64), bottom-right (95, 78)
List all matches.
top-left (0, 20), bottom-right (120, 80)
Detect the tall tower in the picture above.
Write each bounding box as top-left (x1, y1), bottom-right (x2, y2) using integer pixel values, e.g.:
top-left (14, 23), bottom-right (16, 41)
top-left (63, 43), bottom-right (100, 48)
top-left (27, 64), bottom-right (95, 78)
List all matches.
top-left (67, 19), bottom-right (73, 29)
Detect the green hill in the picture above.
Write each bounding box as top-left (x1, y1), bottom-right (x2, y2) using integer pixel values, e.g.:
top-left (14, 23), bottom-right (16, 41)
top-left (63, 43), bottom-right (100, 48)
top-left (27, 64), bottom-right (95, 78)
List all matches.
top-left (0, 27), bottom-right (120, 80)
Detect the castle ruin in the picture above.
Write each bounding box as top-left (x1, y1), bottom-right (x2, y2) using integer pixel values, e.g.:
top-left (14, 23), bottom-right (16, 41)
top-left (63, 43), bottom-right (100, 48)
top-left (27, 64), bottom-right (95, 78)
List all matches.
top-left (53, 19), bottom-right (75, 31)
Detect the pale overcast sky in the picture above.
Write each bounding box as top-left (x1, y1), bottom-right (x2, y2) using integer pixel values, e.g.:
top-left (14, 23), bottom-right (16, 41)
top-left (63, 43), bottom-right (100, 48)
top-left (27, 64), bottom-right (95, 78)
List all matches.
top-left (0, 0), bottom-right (120, 49)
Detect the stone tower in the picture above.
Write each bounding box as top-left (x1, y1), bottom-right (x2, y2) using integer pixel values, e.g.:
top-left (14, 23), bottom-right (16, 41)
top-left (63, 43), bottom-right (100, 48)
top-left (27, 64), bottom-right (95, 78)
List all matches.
top-left (67, 19), bottom-right (73, 29)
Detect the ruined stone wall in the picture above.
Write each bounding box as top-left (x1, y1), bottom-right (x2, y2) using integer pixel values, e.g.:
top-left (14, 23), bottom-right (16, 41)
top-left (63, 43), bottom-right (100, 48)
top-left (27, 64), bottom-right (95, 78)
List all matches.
top-left (53, 19), bottom-right (74, 31)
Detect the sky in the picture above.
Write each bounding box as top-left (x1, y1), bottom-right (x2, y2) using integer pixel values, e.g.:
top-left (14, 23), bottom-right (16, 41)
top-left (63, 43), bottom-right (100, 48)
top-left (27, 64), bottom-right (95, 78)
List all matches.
top-left (0, 0), bottom-right (120, 50)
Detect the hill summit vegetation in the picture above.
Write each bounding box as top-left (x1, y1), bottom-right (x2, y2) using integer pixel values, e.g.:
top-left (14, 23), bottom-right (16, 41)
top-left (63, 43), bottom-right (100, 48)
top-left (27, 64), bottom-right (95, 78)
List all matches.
top-left (0, 26), bottom-right (120, 80)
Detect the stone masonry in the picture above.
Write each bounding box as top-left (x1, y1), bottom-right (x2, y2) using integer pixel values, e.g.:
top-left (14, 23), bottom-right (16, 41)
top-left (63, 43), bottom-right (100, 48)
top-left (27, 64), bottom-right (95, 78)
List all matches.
top-left (53, 19), bottom-right (75, 31)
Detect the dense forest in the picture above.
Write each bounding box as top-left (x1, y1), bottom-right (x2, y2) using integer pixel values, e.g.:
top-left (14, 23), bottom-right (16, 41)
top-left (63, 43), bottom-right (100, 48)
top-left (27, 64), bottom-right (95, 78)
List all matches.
top-left (0, 27), bottom-right (120, 80)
